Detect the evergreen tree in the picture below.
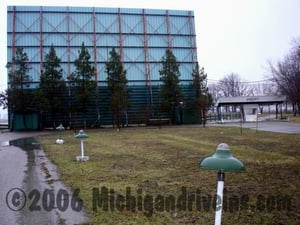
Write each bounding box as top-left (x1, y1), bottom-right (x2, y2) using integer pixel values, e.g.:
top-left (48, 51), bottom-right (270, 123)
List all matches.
top-left (192, 64), bottom-right (212, 127)
top-left (159, 49), bottom-right (182, 124)
top-left (0, 90), bottom-right (8, 110)
top-left (69, 42), bottom-right (96, 128)
top-left (6, 47), bottom-right (32, 129)
top-left (105, 48), bottom-right (128, 129)
top-left (35, 44), bottom-right (66, 128)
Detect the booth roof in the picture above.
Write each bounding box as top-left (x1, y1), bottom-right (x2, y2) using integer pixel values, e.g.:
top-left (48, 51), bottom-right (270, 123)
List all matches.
top-left (216, 96), bottom-right (286, 107)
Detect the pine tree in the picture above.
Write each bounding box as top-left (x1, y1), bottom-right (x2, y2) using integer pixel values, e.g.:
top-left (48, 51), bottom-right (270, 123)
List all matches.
top-left (105, 48), bottom-right (128, 129)
top-left (69, 42), bottom-right (96, 128)
top-left (35, 44), bottom-right (66, 128)
top-left (192, 64), bottom-right (212, 127)
top-left (0, 90), bottom-right (8, 110)
top-left (6, 47), bottom-right (32, 129)
top-left (159, 49), bottom-right (182, 124)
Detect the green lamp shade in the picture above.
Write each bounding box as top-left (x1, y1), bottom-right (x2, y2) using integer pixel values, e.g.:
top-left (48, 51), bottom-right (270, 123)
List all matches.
top-left (200, 143), bottom-right (245, 172)
top-left (75, 130), bottom-right (88, 139)
top-left (56, 123), bottom-right (65, 131)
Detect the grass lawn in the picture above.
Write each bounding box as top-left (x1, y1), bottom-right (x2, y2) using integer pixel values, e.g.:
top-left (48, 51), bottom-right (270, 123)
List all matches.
top-left (39, 126), bottom-right (300, 225)
top-left (290, 115), bottom-right (300, 123)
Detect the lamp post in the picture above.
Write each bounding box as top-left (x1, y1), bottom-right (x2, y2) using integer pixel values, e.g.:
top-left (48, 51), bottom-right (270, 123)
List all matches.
top-left (75, 130), bottom-right (89, 162)
top-left (179, 101), bottom-right (184, 125)
top-left (56, 123), bottom-right (65, 144)
top-left (199, 143), bottom-right (245, 225)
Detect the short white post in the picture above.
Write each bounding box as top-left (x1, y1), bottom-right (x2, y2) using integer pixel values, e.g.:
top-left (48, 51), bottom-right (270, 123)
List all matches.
top-left (215, 171), bottom-right (225, 225)
top-left (56, 123), bottom-right (65, 144)
top-left (80, 139), bottom-right (84, 157)
top-left (75, 130), bottom-right (89, 162)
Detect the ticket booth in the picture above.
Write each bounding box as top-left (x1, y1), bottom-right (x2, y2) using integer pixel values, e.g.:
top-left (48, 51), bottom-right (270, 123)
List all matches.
top-left (216, 96), bottom-right (286, 122)
top-left (242, 104), bottom-right (258, 122)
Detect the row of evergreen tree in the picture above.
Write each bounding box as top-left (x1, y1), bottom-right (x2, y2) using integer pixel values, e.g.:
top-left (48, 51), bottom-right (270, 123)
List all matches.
top-left (3, 42), bottom-right (212, 129)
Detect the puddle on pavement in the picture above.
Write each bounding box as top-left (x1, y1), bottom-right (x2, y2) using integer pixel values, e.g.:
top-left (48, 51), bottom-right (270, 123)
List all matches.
top-left (1, 137), bottom-right (41, 152)
top-left (2, 136), bottom-right (90, 225)
top-left (8, 137), bottom-right (40, 151)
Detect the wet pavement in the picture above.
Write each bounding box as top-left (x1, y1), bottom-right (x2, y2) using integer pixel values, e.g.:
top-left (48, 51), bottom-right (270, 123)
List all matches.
top-left (0, 132), bottom-right (89, 225)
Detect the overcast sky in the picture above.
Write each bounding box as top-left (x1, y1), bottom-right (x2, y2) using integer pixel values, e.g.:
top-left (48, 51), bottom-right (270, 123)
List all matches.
top-left (1, 0), bottom-right (300, 92)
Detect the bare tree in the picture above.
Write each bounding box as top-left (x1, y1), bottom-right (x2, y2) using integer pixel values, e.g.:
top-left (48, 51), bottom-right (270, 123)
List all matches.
top-left (208, 83), bottom-right (220, 112)
top-left (215, 73), bottom-right (255, 113)
top-left (261, 82), bottom-right (277, 96)
top-left (268, 40), bottom-right (300, 115)
top-left (250, 82), bottom-right (277, 96)
top-left (217, 73), bottom-right (254, 97)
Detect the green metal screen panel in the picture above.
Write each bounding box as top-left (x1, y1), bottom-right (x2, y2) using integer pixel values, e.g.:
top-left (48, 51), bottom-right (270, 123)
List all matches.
top-left (7, 6), bottom-right (199, 129)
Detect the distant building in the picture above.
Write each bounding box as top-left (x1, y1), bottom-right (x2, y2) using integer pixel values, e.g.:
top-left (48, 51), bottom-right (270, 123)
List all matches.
top-left (7, 6), bottom-right (199, 130)
top-left (216, 96), bottom-right (286, 122)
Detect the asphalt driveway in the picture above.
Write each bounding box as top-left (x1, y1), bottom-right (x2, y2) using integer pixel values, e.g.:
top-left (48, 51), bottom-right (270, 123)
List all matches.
top-left (0, 131), bottom-right (89, 225)
top-left (208, 121), bottom-right (300, 134)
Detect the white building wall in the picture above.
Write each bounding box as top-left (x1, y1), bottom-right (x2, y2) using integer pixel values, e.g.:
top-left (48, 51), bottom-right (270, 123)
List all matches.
top-left (243, 104), bottom-right (258, 122)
